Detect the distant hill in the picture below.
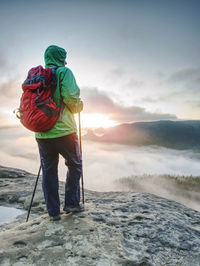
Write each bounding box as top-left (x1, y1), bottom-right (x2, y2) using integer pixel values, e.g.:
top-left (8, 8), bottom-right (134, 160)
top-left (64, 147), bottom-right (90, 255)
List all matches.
top-left (83, 120), bottom-right (200, 150)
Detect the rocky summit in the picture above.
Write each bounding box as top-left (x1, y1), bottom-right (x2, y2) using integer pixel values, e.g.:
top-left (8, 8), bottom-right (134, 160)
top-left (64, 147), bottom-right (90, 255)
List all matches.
top-left (0, 165), bottom-right (200, 266)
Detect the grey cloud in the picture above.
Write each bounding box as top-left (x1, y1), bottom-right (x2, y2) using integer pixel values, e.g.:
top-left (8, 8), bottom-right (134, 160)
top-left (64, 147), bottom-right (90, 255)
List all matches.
top-left (168, 68), bottom-right (200, 95)
top-left (126, 78), bottom-right (144, 88)
top-left (139, 97), bottom-right (160, 103)
top-left (110, 67), bottom-right (126, 77)
top-left (82, 87), bottom-right (115, 113)
top-left (115, 69), bottom-right (144, 88)
top-left (0, 51), bottom-right (8, 70)
top-left (0, 113), bottom-right (6, 125)
top-left (110, 105), bottom-right (177, 122)
top-left (169, 67), bottom-right (200, 84)
top-left (106, 68), bottom-right (145, 92)
top-left (82, 88), bottom-right (177, 122)
top-left (149, 67), bottom-right (200, 107)
top-left (183, 99), bottom-right (200, 108)
top-left (156, 71), bottom-right (166, 78)
top-left (0, 78), bottom-right (21, 98)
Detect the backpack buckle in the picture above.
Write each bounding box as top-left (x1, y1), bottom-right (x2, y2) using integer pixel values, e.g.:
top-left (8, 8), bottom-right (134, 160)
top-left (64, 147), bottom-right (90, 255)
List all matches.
top-left (13, 108), bottom-right (23, 119)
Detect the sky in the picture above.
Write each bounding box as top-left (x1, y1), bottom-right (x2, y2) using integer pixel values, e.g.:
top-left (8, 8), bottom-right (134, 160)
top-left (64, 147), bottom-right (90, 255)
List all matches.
top-left (0, 0), bottom-right (200, 128)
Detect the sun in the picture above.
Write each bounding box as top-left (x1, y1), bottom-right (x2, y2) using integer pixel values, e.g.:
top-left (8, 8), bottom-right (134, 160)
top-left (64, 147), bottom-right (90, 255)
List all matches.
top-left (75, 113), bottom-right (118, 129)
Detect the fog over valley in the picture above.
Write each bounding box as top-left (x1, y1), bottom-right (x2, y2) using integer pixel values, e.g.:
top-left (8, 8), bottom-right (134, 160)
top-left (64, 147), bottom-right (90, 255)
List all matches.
top-left (1, 125), bottom-right (200, 211)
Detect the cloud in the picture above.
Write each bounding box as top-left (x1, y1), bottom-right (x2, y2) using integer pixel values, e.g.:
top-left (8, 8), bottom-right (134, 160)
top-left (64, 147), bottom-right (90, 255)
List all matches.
top-left (126, 78), bottom-right (144, 89)
top-left (0, 113), bottom-right (9, 126)
top-left (156, 67), bottom-right (200, 118)
top-left (116, 174), bottom-right (200, 212)
top-left (0, 78), bottom-right (21, 98)
top-left (168, 67), bottom-right (200, 97)
top-left (0, 78), bottom-right (22, 123)
top-left (0, 126), bottom-right (39, 175)
top-left (106, 67), bottom-right (145, 91)
top-left (0, 51), bottom-right (7, 70)
top-left (82, 87), bottom-right (177, 122)
top-left (133, 67), bottom-right (200, 120)
top-left (169, 67), bottom-right (200, 85)
top-left (140, 97), bottom-right (161, 103)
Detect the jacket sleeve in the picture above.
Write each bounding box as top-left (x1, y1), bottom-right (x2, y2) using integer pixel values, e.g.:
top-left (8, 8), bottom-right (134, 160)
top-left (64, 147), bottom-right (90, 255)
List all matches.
top-left (61, 68), bottom-right (83, 113)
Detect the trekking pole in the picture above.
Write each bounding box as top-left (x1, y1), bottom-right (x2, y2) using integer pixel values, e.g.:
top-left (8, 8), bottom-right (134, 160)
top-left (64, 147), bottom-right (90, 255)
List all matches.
top-left (78, 112), bottom-right (85, 204)
top-left (26, 165), bottom-right (42, 222)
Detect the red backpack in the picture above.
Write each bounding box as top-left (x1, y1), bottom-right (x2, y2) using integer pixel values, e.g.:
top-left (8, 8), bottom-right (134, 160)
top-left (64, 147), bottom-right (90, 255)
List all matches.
top-left (17, 65), bottom-right (60, 132)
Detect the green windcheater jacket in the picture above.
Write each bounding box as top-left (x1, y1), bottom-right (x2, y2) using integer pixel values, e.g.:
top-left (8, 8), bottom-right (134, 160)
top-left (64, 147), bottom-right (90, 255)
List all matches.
top-left (35, 45), bottom-right (83, 139)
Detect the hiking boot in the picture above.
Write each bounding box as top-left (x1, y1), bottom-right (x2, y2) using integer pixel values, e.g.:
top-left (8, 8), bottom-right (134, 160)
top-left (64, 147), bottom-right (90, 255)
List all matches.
top-left (63, 204), bottom-right (84, 213)
top-left (49, 215), bottom-right (61, 221)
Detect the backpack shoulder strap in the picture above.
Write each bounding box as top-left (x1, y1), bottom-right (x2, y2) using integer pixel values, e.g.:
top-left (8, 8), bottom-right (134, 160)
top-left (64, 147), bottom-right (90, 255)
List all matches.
top-left (51, 67), bottom-right (58, 97)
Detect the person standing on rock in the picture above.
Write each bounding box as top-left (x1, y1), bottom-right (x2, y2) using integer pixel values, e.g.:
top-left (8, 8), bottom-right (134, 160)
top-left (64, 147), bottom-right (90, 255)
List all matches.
top-left (35, 45), bottom-right (84, 221)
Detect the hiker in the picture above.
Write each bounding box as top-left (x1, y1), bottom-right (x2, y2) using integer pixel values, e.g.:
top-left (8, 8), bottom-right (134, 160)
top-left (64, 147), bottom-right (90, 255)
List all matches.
top-left (35, 45), bottom-right (84, 221)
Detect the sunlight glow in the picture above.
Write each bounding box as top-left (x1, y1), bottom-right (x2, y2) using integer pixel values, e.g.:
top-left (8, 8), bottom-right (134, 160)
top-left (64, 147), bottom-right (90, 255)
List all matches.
top-left (75, 113), bottom-right (119, 129)
top-left (1, 108), bottom-right (118, 129)
top-left (0, 107), bottom-right (21, 126)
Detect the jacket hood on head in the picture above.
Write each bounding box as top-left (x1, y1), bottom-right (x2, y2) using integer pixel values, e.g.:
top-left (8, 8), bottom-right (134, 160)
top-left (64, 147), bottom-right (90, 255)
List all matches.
top-left (44, 45), bottom-right (67, 68)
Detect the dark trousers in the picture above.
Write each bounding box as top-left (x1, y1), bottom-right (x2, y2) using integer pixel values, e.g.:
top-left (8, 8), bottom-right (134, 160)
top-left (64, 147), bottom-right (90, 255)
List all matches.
top-left (36, 133), bottom-right (82, 217)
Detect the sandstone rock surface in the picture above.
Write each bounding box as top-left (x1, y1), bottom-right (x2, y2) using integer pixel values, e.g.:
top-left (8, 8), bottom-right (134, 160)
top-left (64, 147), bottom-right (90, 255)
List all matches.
top-left (0, 165), bottom-right (200, 266)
